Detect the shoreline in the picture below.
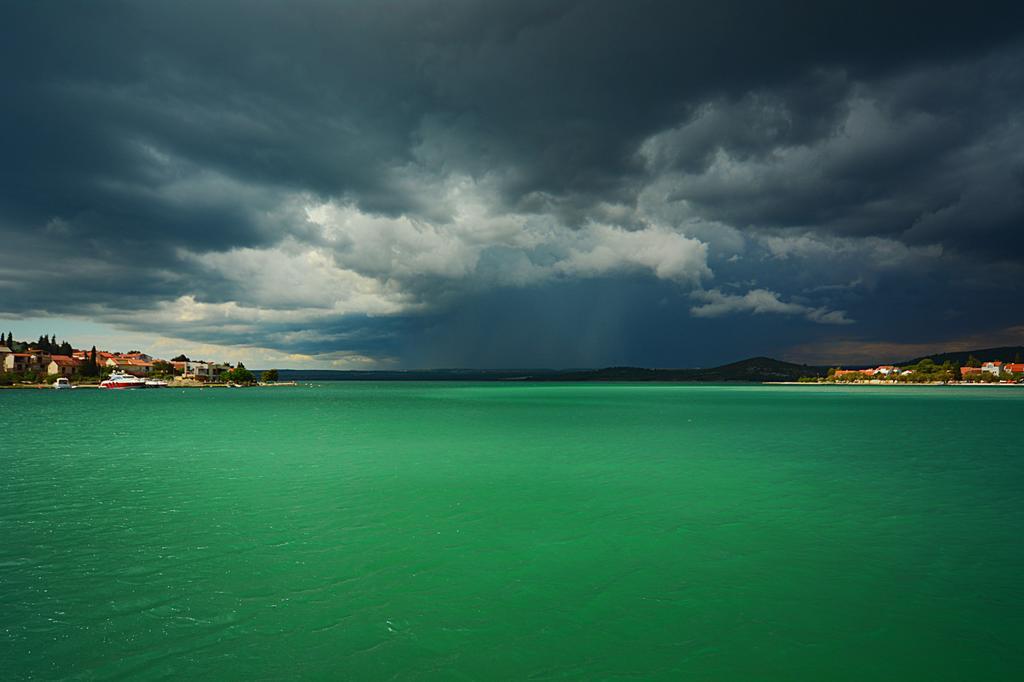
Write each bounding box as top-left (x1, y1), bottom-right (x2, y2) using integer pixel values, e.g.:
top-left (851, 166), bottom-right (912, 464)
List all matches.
top-left (3, 379), bottom-right (1020, 389)
top-left (766, 381), bottom-right (1024, 387)
top-left (0, 381), bottom-right (299, 390)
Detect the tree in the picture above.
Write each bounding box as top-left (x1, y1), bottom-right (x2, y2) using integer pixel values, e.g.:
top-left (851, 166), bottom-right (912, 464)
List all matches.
top-left (966, 355), bottom-right (981, 368)
top-left (223, 365), bottom-right (255, 385)
top-left (151, 360), bottom-right (174, 377)
top-left (82, 346), bottom-right (99, 377)
top-left (261, 369), bottom-right (279, 383)
top-left (171, 354), bottom-right (190, 362)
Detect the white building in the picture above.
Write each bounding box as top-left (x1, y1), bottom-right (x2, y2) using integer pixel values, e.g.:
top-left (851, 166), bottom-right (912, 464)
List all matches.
top-left (981, 361), bottom-right (1003, 375)
top-left (182, 361), bottom-right (210, 379)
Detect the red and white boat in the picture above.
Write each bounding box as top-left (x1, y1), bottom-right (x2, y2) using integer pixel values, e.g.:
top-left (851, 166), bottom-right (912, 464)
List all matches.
top-left (99, 371), bottom-right (148, 389)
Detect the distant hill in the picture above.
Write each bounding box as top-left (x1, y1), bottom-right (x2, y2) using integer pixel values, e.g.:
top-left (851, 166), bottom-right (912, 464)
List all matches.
top-left (529, 357), bottom-right (826, 382)
top-left (264, 357), bottom-right (826, 383)
top-left (896, 346), bottom-right (1024, 367)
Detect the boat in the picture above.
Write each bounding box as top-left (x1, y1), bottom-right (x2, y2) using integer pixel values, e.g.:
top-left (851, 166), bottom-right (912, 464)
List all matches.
top-left (99, 371), bottom-right (148, 389)
top-left (53, 377), bottom-right (72, 390)
top-left (145, 379), bottom-right (169, 388)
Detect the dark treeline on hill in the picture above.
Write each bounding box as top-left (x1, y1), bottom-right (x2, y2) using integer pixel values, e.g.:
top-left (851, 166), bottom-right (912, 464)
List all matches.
top-left (895, 346), bottom-right (1024, 367)
top-left (266, 358), bottom-right (826, 383)
top-left (1, 331), bottom-right (72, 356)
top-left (529, 357), bottom-right (824, 382)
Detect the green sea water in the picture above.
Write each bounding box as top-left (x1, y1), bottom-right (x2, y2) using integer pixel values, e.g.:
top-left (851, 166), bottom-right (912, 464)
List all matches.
top-left (2, 383), bottom-right (1022, 680)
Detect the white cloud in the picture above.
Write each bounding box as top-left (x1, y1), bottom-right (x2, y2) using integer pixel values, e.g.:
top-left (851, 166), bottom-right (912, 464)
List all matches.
top-left (179, 242), bottom-right (414, 314)
top-left (757, 233), bottom-right (942, 266)
top-left (690, 288), bottom-right (853, 325)
top-left (296, 180), bottom-right (714, 295)
top-left (554, 223), bottom-right (710, 283)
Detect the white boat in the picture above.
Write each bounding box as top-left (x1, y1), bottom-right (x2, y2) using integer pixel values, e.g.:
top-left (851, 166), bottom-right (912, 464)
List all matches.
top-left (53, 377), bottom-right (72, 390)
top-left (145, 379), bottom-right (169, 388)
top-left (99, 371), bottom-right (148, 389)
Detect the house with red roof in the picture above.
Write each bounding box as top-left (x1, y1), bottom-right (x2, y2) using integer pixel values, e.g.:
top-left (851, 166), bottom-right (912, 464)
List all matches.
top-left (4, 353), bottom-right (33, 373)
top-left (47, 355), bottom-right (81, 377)
top-left (5, 348), bottom-right (50, 373)
top-left (106, 357), bottom-right (154, 376)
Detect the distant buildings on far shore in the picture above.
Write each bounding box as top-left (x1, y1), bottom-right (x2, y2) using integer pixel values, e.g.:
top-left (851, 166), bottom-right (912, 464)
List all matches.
top-left (827, 358), bottom-right (1024, 383)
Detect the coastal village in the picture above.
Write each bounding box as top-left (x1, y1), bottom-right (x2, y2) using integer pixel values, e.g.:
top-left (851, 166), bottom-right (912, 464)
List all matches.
top-left (0, 332), bottom-right (278, 387)
top-left (814, 357), bottom-right (1024, 384)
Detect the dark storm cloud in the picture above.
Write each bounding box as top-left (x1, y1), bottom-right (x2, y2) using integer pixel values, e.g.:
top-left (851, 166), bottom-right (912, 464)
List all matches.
top-left (6, 1), bottom-right (1023, 226)
top-left (1, 1), bottom-right (1023, 365)
top-left (657, 47), bottom-right (1024, 255)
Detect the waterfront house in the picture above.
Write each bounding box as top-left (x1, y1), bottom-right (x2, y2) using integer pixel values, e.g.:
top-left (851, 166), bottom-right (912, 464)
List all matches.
top-left (960, 366), bottom-right (983, 378)
top-left (47, 355), bottom-right (81, 377)
top-left (981, 361), bottom-right (1002, 375)
top-left (6, 348), bottom-right (52, 373)
top-left (209, 363), bottom-right (231, 381)
top-left (4, 353), bottom-right (32, 373)
top-left (1004, 363), bottom-right (1024, 375)
top-left (106, 357), bottom-right (153, 376)
top-left (175, 360), bottom-right (211, 380)
top-left (0, 345), bottom-right (10, 367)
top-left (169, 360), bottom-right (234, 382)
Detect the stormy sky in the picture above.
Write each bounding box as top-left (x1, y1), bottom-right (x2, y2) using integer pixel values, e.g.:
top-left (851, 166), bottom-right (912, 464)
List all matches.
top-left (2, 1), bottom-right (1023, 368)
